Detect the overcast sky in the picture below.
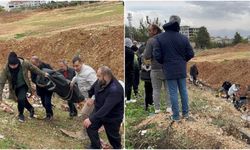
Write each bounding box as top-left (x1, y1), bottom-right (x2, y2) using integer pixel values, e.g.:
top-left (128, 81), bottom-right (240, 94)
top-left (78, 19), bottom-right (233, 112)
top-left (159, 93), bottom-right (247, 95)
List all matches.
top-left (0, 0), bottom-right (9, 9)
top-left (125, 1), bottom-right (250, 38)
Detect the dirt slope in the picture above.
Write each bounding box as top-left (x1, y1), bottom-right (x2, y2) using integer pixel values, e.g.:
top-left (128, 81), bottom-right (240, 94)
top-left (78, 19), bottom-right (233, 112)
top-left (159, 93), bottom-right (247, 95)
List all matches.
top-left (189, 43), bottom-right (250, 90)
top-left (127, 84), bottom-right (249, 149)
top-left (0, 2), bottom-right (124, 148)
top-left (0, 25), bottom-right (124, 80)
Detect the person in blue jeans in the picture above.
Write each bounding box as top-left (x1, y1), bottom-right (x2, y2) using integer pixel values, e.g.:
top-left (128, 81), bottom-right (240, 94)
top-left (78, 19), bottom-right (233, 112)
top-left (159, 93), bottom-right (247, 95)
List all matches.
top-left (153, 15), bottom-right (194, 121)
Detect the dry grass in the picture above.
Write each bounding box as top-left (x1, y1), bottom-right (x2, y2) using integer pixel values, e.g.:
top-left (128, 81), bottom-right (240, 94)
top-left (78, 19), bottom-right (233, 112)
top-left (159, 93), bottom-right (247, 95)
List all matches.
top-left (0, 2), bottom-right (123, 40)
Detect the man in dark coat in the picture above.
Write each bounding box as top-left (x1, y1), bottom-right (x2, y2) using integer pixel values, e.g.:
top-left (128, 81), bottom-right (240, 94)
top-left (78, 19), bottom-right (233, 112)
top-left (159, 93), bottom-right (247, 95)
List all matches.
top-left (190, 64), bottom-right (199, 85)
top-left (83, 66), bottom-right (124, 149)
top-left (131, 44), bottom-right (140, 98)
top-left (153, 15), bottom-right (194, 122)
top-left (31, 56), bottom-right (54, 120)
top-left (57, 59), bottom-right (77, 117)
top-left (125, 37), bottom-right (135, 103)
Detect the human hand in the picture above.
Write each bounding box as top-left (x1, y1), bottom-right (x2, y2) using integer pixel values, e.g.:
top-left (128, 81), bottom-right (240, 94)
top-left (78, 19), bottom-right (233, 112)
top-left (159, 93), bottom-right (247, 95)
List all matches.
top-left (45, 72), bottom-right (49, 78)
top-left (86, 98), bottom-right (94, 106)
top-left (83, 118), bottom-right (92, 128)
top-left (70, 81), bottom-right (74, 90)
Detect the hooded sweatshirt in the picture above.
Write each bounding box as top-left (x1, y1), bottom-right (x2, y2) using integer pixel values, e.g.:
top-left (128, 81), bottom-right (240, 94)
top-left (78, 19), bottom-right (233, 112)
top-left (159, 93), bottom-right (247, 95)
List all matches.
top-left (153, 22), bottom-right (194, 80)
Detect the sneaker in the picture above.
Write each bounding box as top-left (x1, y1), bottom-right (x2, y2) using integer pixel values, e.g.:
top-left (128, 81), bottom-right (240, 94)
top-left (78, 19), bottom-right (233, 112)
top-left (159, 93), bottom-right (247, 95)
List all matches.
top-left (155, 109), bottom-right (161, 114)
top-left (126, 100), bottom-right (132, 104)
top-left (166, 107), bottom-right (172, 114)
top-left (18, 114), bottom-right (25, 123)
top-left (183, 115), bottom-right (196, 122)
top-left (44, 115), bottom-right (53, 121)
top-left (29, 108), bottom-right (35, 118)
top-left (69, 112), bottom-right (77, 117)
top-left (86, 145), bottom-right (101, 149)
top-left (131, 99), bottom-right (137, 103)
top-left (169, 115), bottom-right (180, 122)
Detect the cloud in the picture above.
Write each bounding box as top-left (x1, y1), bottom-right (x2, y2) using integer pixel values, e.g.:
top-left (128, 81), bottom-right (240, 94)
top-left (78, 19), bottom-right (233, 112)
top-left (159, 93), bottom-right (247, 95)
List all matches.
top-left (125, 1), bottom-right (250, 38)
top-left (187, 1), bottom-right (250, 19)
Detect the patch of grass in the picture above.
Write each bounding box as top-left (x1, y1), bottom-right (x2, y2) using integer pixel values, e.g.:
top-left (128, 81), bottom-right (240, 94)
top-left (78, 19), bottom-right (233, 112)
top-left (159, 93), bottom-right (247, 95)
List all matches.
top-left (14, 31), bottom-right (38, 39)
top-left (222, 59), bottom-right (229, 63)
top-left (15, 33), bottom-right (26, 39)
top-left (0, 2), bottom-right (123, 40)
top-left (190, 96), bottom-right (209, 114)
top-left (0, 98), bottom-right (88, 148)
top-left (0, 138), bottom-right (28, 149)
top-left (211, 118), bottom-right (226, 127)
top-left (125, 80), bottom-right (172, 149)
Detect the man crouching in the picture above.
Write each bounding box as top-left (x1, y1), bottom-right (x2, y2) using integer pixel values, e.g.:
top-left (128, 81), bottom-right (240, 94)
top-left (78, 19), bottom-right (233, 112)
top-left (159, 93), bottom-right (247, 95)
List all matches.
top-left (83, 66), bottom-right (124, 149)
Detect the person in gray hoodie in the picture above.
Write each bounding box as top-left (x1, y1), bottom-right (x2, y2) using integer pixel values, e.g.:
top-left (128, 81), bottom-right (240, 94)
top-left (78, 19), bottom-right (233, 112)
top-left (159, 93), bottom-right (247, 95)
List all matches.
top-left (143, 24), bottom-right (171, 114)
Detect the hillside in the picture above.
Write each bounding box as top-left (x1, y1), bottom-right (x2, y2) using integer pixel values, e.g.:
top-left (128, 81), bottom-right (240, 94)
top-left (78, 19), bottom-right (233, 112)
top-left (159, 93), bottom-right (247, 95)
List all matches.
top-left (189, 43), bottom-right (250, 90)
top-left (0, 2), bottom-right (124, 148)
top-left (126, 43), bottom-right (250, 148)
top-left (0, 1), bottom-right (124, 80)
top-left (126, 83), bottom-right (250, 149)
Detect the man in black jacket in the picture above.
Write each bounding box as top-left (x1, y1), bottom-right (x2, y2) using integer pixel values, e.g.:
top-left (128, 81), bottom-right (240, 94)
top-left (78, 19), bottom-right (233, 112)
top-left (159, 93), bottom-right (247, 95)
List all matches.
top-left (83, 66), bottom-right (124, 149)
top-left (31, 56), bottom-right (54, 120)
top-left (57, 59), bottom-right (77, 117)
top-left (125, 37), bottom-right (135, 103)
top-left (153, 15), bottom-right (194, 122)
top-left (190, 64), bottom-right (199, 85)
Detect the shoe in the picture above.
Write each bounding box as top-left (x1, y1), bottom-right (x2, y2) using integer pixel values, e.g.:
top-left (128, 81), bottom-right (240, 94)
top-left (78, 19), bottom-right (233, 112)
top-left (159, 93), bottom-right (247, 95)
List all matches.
top-left (69, 112), bottom-right (78, 118)
top-left (18, 114), bottom-right (25, 123)
top-left (131, 99), bottom-right (137, 103)
top-left (155, 109), bottom-right (161, 114)
top-left (126, 100), bottom-right (132, 104)
top-left (166, 107), bottom-right (172, 114)
top-left (183, 115), bottom-right (196, 122)
top-left (29, 108), bottom-right (35, 118)
top-left (44, 115), bottom-right (53, 121)
top-left (169, 115), bottom-right (180, 122)
top-left (86, 145), bottom-right (101, 149)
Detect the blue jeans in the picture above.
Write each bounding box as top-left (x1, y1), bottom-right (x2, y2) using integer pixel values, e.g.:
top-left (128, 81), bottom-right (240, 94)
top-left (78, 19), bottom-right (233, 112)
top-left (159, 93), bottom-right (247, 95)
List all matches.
top-left (167, 78), bottom-right (189, 120)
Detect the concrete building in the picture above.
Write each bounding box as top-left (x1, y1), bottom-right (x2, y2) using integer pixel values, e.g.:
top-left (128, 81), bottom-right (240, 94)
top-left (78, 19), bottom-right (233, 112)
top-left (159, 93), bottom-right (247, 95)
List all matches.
top-left (8, 1), bottom-right (46, 10)
top-left (210, 36), bottom-right (233, 44)
top-left (180, 26), bottom-right (200, 39)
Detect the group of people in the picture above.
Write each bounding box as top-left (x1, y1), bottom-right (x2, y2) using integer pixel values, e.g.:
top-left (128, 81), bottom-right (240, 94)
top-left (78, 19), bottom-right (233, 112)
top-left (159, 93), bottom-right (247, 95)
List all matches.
top-left (0, 52), bottom-right (124, 149)
top-left (125, 15), bottom-right (194, 122)
top-left (219, 81), bottom-right (241, 101)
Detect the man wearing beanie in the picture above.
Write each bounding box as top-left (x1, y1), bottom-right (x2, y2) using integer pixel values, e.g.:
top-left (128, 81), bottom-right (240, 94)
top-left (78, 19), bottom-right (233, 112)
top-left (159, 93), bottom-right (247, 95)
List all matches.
top-left (0, 52), bottom-right (48, 122)
top-left (153, 15), bottom-right (194, 122)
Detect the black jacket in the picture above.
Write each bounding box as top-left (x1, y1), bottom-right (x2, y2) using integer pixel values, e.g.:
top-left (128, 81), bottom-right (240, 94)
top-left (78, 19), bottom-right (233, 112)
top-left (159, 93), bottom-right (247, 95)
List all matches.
top-left (190, 65), bottom-right (199, 77)
top-left (125, 46), bottom-right (134, 76)
top-left (31, 62), bottom-right (52, 84)
top-left (57, 67), bottom-right (76, 81)
top-left (88, 78), bottom-right (124, 122)
top-left (153, 22), bottom-right (194, 80)
top-left (31, 62), bottom-right (53, 96)
top-left (222, 81), bottom-right (232, 91)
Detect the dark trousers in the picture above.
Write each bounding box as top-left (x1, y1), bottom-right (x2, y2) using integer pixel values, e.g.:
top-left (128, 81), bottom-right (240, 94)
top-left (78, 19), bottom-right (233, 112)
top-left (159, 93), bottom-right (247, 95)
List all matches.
top-left (68, 100), bottom-right (77, 115)
top-left (144, 81), bottom-right (153, 110)
top-left (37, 87), bottom-right (53, 117)
top-left (125, 72), bottom-right (134, 100)
top-left (133, 68), bottom-right (140, 96)
top-left (15, 85), bottom-right (33, 115)
top-left (87, 119), bottom-right (122, 149)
